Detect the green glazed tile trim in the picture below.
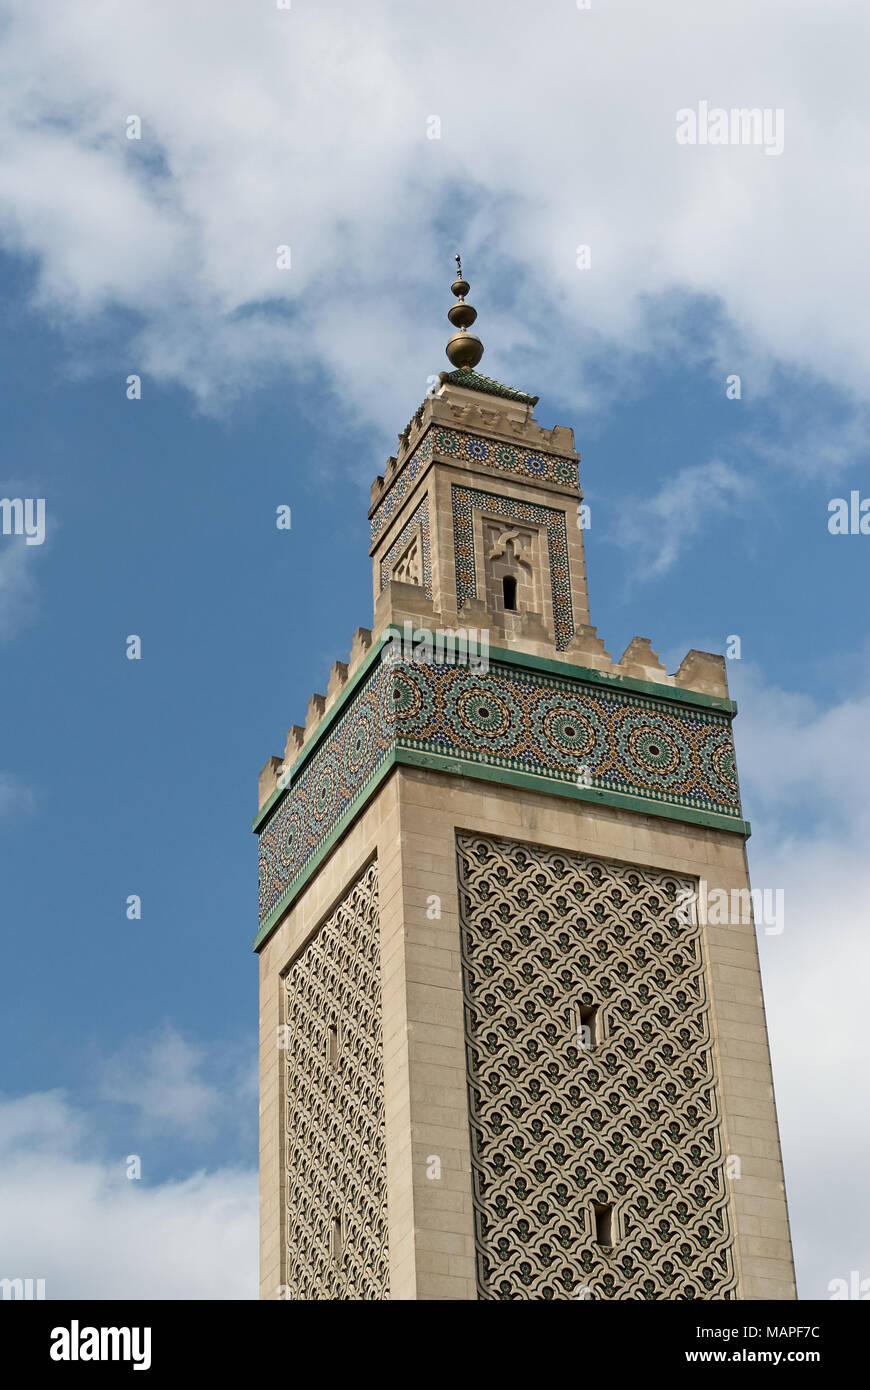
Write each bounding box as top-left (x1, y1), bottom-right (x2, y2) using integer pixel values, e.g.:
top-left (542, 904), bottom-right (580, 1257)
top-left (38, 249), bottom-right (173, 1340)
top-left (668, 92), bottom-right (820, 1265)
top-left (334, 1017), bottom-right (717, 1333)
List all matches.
top-left (255, 625), bottom-right (735, 836)
top-left (254, 623), bottom-right (732, 839)
top-left (253, 751), bottom-right (399, 950)
top-left (480, 641), bottom-right (736, 714)
top-left (439, 368), bottom-right (539, 405)
top-left (393, 748), bottom-right (751, 837)
top-left (386, 629), bottom-right (736, 716)
top-left (253, 743), bottom-right (750, 951)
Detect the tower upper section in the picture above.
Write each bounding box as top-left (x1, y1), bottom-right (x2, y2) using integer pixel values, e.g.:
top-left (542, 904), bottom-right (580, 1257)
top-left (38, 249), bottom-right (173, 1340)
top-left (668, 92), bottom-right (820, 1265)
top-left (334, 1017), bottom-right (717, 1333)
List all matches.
top-left (254, 259), bottom-right (744, 943)
top-left (369, 369), bottom-right (588, 657)
top-left (370, 258), bottom-right (589, 660)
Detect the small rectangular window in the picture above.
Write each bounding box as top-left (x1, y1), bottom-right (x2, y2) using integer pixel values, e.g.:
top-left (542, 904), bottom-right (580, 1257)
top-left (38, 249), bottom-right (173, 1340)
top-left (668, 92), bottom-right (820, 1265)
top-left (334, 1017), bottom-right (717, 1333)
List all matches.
top-left (575, 1003), bottom-right (599, 1048)
top-left (331, 1215), bottom-right (343, 1263)
top-left (327, 1022), bottom-right (339, 1069)
top-left (593, 1202), bottom-right (613, 1247)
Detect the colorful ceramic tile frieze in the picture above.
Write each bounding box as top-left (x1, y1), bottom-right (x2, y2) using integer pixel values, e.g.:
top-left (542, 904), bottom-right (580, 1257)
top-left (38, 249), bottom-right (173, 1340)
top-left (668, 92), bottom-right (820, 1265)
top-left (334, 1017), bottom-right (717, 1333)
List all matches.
top-left (370, 426), bottom-right (578, 542)
top-left (257, 658), bottom-right (394, 927)
top-left (257, 648), bottom-right (742, 928)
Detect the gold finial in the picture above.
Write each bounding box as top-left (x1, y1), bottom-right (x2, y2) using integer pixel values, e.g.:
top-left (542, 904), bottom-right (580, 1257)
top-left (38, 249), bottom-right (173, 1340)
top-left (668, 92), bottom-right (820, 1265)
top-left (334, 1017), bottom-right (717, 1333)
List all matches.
top-left (446, 251), bottom-right (484, 370)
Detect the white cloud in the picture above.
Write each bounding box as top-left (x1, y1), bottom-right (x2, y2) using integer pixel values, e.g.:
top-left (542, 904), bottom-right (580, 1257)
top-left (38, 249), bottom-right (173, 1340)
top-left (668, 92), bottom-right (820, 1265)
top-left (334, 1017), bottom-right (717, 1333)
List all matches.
top-left (0, 1090), bottom-right (257, 1299)
top-left (0, 771), bottom-right (36, 818)
top-left (99, 1024), bottom-right (256, 1144)
top-left (737, 398), bottom-right (870, 485)
top-left (732, 666), bottom-right (870, 1298)
top-left (612, 459), bottom-right (751, 580)
top-left (735, 666), bottom-right (870, 835)
top-left (0, 0), bottom-right (867, 435)
top-left (0, 1029), bottom-right (259, 1299)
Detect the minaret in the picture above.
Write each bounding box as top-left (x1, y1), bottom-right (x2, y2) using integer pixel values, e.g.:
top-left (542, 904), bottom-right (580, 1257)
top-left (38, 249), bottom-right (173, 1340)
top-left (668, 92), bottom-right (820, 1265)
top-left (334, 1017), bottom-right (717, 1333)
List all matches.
top-left (254, 261), bottom-right (796, 1300)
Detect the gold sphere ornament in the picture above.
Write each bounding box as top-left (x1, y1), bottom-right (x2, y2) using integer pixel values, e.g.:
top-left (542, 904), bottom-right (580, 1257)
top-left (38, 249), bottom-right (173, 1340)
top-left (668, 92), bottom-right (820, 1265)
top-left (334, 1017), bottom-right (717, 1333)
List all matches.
top-left (446, 330), bottom-right (484, 369)
top-left (448, 301), bottom-right (477, 330)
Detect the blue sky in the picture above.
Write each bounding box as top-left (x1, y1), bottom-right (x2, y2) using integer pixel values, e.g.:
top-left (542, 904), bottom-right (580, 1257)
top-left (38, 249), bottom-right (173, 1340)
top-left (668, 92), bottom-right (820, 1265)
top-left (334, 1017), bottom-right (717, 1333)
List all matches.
top-left (1, 0), bottom-right (868, 1300)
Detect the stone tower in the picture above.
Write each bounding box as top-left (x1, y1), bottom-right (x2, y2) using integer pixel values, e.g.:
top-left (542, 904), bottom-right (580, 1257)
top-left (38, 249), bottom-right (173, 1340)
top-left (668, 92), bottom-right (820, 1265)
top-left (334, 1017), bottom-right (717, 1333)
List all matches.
top-left (254, 263), bottom-right (796, 1301)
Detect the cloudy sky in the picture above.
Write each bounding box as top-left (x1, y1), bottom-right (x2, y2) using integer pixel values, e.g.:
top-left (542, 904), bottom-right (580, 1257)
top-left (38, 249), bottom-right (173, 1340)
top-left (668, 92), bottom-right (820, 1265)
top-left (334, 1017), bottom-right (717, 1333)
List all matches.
top-left (0, 0), bottom-right (867, 1300)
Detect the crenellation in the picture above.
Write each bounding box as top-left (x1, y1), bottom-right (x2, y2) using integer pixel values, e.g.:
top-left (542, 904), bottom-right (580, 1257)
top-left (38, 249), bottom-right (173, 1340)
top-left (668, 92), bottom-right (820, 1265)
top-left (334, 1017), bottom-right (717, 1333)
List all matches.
top-left (504, 607), bottom-right (552, 652)
top-left (304, 692), bottom-right (326, 734)
top-left (617, 636), bottom-right (671, 683)
top-left (373, 578), bottom-right (441, 639)
top-left (548, 423), bottom-right (576, 453)
top-left (284, 723), bottom-right (305, 764)
top-left (348, 625), bottom-right (373, 675)
top-left (454, 595), bottom-right (496, 633)
top-left (674, 648), bottom-right (730, 699)
top-left (562, 622), bottom-right (613, 672)
top-left (258, 754), bottom-right (283, 810)
top-left (426, 383), bottom-right (578, 459)
top-left (325, 659), bottom-right (349, 705)
top-left (368, 381), bottom-right (580, 546)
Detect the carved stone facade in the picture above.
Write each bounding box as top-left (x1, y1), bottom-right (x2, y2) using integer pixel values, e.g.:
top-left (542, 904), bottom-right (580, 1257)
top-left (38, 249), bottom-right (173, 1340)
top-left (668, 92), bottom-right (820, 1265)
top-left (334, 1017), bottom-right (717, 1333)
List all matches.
top-left (281, 861), bottom-right (390, 1299)
top-left (378, 497), bottom-right (432, 599)
top-left (483, 518), bottom-right (539, 618)
top-left (457, 834), bottom-right (737, 1299)
top-left (452, 484), bottom-right (575, 648)
top-left (391, 533), bottom-right (423, 587)
top-left (258, 360), bottom-right (795, 1301)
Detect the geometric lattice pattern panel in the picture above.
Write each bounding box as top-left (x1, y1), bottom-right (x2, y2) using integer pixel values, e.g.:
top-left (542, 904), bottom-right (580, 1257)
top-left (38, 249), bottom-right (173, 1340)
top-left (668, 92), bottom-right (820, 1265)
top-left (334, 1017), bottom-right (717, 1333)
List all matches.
top-left (456, 834), bottom-right (738, 1300)
top-left (282, 861), bottom-right (390, 1299)
top-left (369, 424), bottom-right (578, 542)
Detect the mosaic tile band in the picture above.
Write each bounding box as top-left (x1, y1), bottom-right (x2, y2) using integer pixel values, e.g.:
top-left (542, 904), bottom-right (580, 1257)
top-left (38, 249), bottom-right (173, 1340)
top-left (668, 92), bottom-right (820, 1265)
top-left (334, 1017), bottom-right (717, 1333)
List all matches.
top-left (258, 660), bottom-right (394, 926)
top-left (370, 424), bottom-right (579, 542)
top-left (257, 647), bottom-right (743, 928)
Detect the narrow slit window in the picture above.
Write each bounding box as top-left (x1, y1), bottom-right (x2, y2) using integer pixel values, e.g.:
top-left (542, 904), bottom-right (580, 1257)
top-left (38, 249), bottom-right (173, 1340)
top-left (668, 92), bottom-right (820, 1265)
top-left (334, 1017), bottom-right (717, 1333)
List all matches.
top-left (502, 575), bottom-right (518, 611)
top-left (593, 1202), bottom-right (614, 1247)
top-left (331, 1215), bottom-right (343, 1263)
top-left (576, 1002), bottom-right (599, 1049)
top-left (327, 1022), bottom-right (339, 1069)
